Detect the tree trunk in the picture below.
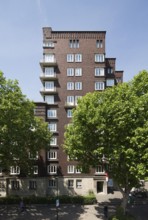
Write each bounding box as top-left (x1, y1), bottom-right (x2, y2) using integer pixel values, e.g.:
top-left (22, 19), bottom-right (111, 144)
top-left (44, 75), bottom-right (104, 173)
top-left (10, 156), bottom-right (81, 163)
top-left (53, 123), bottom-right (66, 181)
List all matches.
top-left (121, 192), bottom-right (129, 214)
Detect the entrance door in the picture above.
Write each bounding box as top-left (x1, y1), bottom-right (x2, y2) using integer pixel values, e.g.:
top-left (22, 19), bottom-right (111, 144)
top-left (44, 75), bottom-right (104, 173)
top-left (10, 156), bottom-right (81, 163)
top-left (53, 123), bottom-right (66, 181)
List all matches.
top-left (97, 181), bottom-right (103, 193)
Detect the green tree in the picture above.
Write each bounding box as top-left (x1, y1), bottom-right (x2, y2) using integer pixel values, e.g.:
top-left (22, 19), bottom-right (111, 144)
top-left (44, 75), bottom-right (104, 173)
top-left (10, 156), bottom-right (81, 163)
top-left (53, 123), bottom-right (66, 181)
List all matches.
top-left (64, 70), bottom-right (148, 212)
top-left (0, 71), bottom-right (52, 174)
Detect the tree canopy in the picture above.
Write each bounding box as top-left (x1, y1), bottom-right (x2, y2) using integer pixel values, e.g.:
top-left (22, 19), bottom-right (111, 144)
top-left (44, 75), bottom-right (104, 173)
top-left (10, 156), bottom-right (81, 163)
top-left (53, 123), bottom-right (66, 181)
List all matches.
top-left (0, 71), bottom-right (52, 174)
top-left (64, 70), bottom-right (148, 204)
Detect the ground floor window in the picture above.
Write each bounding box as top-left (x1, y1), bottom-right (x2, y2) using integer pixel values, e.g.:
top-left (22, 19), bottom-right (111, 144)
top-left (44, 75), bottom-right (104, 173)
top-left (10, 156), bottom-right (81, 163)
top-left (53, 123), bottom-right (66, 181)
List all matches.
top-left (76, 179), bottom-right (82, 189)
top-left (68, 179), bottom-right (74, 188)
top-left (11, 180), bottom-right (19, 190)
top-left (49, 179), bottom-right (56, 188)
top-left (0, 181), bottom-right (5, 192)
top-left (29, 180), bottom-right (37, 190)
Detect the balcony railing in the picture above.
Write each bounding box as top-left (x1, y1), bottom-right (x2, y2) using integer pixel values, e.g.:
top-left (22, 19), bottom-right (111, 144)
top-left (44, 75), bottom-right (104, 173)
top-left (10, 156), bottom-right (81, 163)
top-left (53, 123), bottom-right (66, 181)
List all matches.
top-left (40, 73), bottom-right (57, 81)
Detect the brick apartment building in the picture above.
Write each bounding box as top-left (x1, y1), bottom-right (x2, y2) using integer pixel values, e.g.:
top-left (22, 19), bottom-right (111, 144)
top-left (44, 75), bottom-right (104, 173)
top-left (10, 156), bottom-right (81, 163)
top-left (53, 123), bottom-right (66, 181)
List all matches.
top-left (0, 27), bottom-right (123, 197)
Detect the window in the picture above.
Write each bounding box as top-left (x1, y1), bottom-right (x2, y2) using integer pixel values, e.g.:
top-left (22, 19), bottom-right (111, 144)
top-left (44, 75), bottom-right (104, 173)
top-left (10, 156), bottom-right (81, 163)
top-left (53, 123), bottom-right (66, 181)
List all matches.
top-left (95, 165), bottom-right (105, 174)
top-left (48, 151), bottom-right (57, 160)
top-left (67, 96), bottom-right (74, 105)
top-left (44, 54), bottom-right (55, 62)
top-left (75, 82), bottom-right (82, 90)
top-left (67, 68), bottom-right (74, 76)
top-left (76, 167), bottom-right (81, 174)
top-left (50, 137), bottom-right (57, 146)
top-left (33, 166), bottom-right (38, 175)
top-left (29, 151), bottom-right (38, 160)
top-left (48, 122), bottom-right (57, 132)
top-left (29, 180), bottom-right (37, 190)
top-left (68, 179), bottom-right (74, 188)
top-left (47, 109), bottom-right (57, 118)
top-left (10, 166), bottom-right (20, 175)
top-left (45, 81), bottom-right (54, 91)
top-left (106, 79), bottom-right (115, 87)
top-left (67, 82), bottom-right (74, 90)
top-left (67, 54), bottom-right (74, 62)
top-left (48, 165), bottom-right (57, 174)
top-left (96, 40), bottom-right (103, 48)
top-left (95, 68), bottom-right (104, 76)
top-left (45, 67), bottom-right (54, 76)
top-left (49, 179), bottom-right (56, 188)
top-left (76, 179), bottom-right (82, 189)
top-left (67, 109), bottom-right (72, 118)
top-left (75, 68), bottom-right (82, 76)
top-left (11, 180), bottom-right (19, 190)
top-left (95, 82), bottom-right (104, 90)
top-left (75, 54), bottom-right (82, 62)
top-left (69, 40), bottom-right (79, 48)
top-left (67, 165), bottom-right (75, 174)
top-left (75, 96), bottom-right (82, 105)
top-left (45, 95), bottom-right (54, 104)
top-left (107, 68), bottom-right (113, 74)
top-left (95, 54), bottom-right (105, 62)
top-left (0, 181), bottom-right (5, 192)
top-left (43, 41), bottom-right (54, 48)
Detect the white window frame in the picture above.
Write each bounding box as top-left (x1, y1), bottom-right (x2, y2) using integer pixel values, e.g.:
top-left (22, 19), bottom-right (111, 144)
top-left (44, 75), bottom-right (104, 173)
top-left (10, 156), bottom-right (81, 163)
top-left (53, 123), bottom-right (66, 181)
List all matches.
top-left (75, 167), bottom-right (81, 174)
top-left (67, 82), bottom-right (74, 90)
top-left (10, 166), bottom-right (20, 175)
top-left (43, 41), bottom-right (54, 48)
top-left (67, 54), bottom-right (74, 62)
top-left (67, 109), bottom-right (72, 118)
top-left (50, 137), bottom-right (57, 146)
top-left (76, 179), bottom-right (82, 189)
top-left (67, 68), bottom-right (74, 76)
top-left (75, 68), bottom-right (82, 76)
top-left (48, 151), bottom-right (57, 160)
top-left (47, 109), bottom-right (57, 118)
top-left (95, 68), bottom-right (104, 76)
top-left (75, 54), bottom-right (82, 62)
top-left (67, 165), bottom-right (75, 174)
top-left (95, 165), bottom-right (105, 174)
top-left (44, 54), bottom-right (55, 62)
top-left (95, 54), bottom-right (105, 62)
top-left (67, 96), bottom-right (74, 105)
top-left (75, 82), bottom-right (82, 90)
top-left (96, 40), bottom-right (103, 48)
top-left (44, 67), bottom-right (54, 76)
top-left (33, 166), bottom-right (38, 175)
top-left (45, 81), bottom-right (54, 91)
top-left (69, 40), bottom-right (79, 48)
top-left (45, 95), bottom-right (54, 104)
top-left (48, 122), bottom-right (57, 132)
top-left (95, 82), bottom-right (105, 90)
top-left (48, 165), bottom-right (57, 174)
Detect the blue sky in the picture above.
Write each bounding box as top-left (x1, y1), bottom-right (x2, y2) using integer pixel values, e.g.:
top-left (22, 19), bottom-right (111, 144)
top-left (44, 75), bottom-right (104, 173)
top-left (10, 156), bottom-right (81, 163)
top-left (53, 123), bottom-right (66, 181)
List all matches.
top-left (0, 0), bottom-right (148, 101)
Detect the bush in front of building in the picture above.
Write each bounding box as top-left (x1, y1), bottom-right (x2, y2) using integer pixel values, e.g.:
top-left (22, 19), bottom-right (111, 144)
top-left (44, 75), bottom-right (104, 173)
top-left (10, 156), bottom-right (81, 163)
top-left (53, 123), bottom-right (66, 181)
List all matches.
top-left (109, 207), bottom-right (135, 220)
top-left (0, 194), bottom-right (97, 205)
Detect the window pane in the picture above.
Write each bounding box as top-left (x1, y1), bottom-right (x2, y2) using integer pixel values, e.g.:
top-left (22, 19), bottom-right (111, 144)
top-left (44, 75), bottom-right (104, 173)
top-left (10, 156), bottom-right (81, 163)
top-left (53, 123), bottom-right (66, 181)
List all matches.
top-left (75, 54), bottom-right (82, 62)
top-left (67, 109), bottom-right (72, 118)
top-left (67, 68), bottom-right (74, 76)
top-left (75, 68), bottom-right (82, 76)
top-left (95, 68), bottom-right (104, 76)
top-left (45, 95), bottom-right (54, 104)
top-left (48, 123), bottom-right (57, 132)
top-left (67, 96), bottom-right (74, 105)
top-left (75, 82), bottom-right (82, 90)
top-left (67, 54), bottom-right (74, 62)
top-left (95, 54), bottom-right (104, 62)
top-left (95, 82), bottom-right (104, 90)
top-left (67, 82), bottom-right (74, 90)
top-left (47, 110), bottom-right (57, 118)
top-left (106, 79), bottom-right (115, 86)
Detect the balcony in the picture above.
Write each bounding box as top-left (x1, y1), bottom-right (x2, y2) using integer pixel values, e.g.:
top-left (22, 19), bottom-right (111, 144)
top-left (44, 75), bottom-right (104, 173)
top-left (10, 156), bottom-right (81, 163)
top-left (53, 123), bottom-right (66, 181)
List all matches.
top-left (64, 102), bottom-right (75, 108)
top-left (40, 73), bottom-right (58, 81)
top-left (40, 87), bottom-right (58, 95)
top-left (40, 59), bottom-right (57, 68)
